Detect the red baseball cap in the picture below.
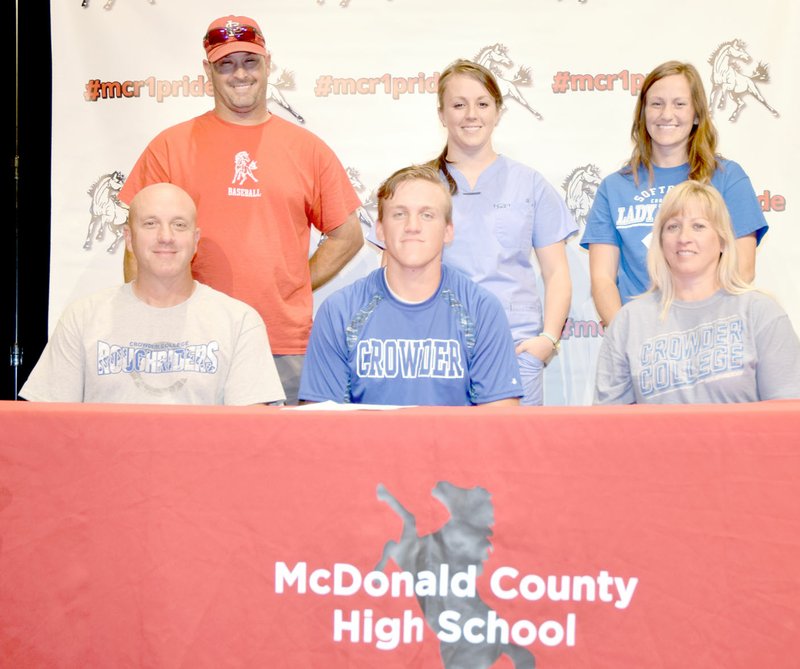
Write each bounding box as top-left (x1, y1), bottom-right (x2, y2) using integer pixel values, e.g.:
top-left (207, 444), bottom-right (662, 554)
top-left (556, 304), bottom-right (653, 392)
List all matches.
top-left (203, 16), bottom-right (267, 63)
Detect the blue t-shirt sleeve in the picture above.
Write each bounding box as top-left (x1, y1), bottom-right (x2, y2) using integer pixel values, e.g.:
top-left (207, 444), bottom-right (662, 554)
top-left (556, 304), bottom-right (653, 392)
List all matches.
top-left (468, 293), bottom-right (524, 403)
top-left (714, 160), bottom-right (768, 244)
top-left (580, 176), bottom-right (619, 249)
top-left (298, 298), bottom-right (352, 403)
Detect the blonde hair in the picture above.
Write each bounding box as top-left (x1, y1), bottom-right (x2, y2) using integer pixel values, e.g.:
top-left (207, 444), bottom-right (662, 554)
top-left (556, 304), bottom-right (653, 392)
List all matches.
top-left (430, 59), bottom-right (503, 194)
top-left (646, 180), bottom-right (752, 318)
top-left (377, 164), bottom-right (453, 224)
top-left (627, 61), bottom-right (719, 187)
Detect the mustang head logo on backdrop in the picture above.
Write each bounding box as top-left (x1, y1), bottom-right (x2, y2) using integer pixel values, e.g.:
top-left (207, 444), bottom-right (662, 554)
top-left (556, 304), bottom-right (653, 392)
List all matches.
top-left (84, 170), bottom-right (128, 253)
top-left (268, 62), bottom-right (305, 124)
top-left (316, 0), bottom-right (394, 7)
top-left (562, 164), bottom-right (602, 231)
top-left (708, 38), bottom-right (779, 122)
top-left (346, 167), bottom-right (377, 235)
top-left (473, 43), bottom-right (543, 120)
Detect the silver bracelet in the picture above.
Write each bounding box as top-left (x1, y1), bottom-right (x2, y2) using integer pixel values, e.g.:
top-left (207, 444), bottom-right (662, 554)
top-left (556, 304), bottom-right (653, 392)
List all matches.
top-left (538, 331), bottom-right (561, 351)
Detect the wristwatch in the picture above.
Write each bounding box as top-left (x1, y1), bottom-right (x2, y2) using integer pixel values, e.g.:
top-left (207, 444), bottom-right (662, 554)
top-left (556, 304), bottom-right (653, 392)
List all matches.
top-left (538, 331), bottom-right (561, 352)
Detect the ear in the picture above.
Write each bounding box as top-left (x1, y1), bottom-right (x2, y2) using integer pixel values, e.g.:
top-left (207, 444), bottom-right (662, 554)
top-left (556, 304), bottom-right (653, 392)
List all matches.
top-left (443, 221), bottom-right (455, 245)
top-left (438, 107), bottom-right (446, 127)
top-left (375, 220), bottom-right (385, 243)
top-left (123, 224), bottom-right (133, 254)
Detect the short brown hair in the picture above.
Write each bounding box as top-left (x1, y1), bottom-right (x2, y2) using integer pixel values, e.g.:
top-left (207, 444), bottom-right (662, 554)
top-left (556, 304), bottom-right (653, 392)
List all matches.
top-left (377, 164), bottom-right (453, 224)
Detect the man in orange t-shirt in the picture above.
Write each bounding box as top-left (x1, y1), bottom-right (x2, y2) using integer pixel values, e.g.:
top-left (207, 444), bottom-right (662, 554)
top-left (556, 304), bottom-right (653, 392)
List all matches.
top-left (119, 15), bottom-right (363, 404)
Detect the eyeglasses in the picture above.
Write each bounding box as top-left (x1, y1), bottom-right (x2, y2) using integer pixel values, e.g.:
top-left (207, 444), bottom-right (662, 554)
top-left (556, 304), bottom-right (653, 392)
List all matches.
top-left (203, 24), bottom-right (265, 50)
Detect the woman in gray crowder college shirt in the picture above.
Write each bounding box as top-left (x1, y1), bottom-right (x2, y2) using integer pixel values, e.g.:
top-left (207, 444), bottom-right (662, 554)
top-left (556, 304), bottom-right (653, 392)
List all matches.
top-left (594, 180), bottom-right (800, 405)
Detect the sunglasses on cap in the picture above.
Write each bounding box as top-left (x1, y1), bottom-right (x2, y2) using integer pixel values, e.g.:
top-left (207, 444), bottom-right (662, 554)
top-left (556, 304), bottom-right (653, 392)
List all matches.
top-left (203, 24), bottom-right (266, 50)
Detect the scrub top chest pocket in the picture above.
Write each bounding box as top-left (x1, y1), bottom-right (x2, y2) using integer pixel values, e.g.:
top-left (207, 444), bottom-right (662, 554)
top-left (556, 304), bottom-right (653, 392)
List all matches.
top-left (493, 200), bottom-right (534, 250)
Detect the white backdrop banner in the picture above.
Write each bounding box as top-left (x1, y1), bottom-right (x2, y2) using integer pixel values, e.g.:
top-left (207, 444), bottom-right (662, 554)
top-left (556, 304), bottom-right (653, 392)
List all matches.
top-left (50, 0), bottom-right (797, 405)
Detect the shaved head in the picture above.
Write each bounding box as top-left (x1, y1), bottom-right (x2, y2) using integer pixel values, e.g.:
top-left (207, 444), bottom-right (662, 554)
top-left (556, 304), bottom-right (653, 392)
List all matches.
top-left (128, 183), bottom-right (197, 231)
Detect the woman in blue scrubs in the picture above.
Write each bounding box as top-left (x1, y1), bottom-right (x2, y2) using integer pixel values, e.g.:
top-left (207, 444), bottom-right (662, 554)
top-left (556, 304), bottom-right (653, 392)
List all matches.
top-left (432, 59), bottom-right (578, 405)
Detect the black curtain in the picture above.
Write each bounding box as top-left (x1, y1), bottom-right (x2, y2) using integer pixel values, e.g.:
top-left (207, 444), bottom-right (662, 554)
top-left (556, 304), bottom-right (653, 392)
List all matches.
top-left (7, 1), bottom-right (51, 399)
